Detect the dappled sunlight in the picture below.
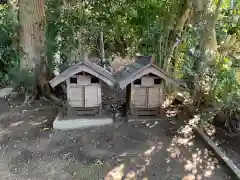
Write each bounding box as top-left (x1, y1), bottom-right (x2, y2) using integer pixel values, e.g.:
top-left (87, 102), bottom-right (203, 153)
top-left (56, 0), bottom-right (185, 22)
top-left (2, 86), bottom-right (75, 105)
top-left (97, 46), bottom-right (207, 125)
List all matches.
top-left (177, 136), bottom-right (194, 146)
top-left (167, 145), bottom-right (181, 159)
top-left (0, 128), bottom-right (11, 136)
top-left (144, 146), bottom-right (157, 156)
top-left (179, 124), bottom-right (194, 135)
top-left (124, 170), bottom-right (137, 179)
top-left (105, 144), bottom-right (163, 180)
top-left (188, 115), bottom-right (200, 127)
top-left (119, 152), bottom-right (128, 157)
top-left (166, 115), bottom-right (222, 180)
top-left (9, 121), bottom-right (24, 127)
top-left (0, 128), bottom-right (11, 141)
top-left (105, 164), bottom-right (125, 180)
top-left (141, 121), bottom-right (159, 128)
top-left (166, 109), bottom-right (178, 118)
top-left (104, 114), bottom-right (226, 180)
top-left (162, 98), bottom-right (173, 109)
top-left (28, 117), bottom-right (48, 126)
top-left (204, 124), bottom-right (216, 137)
top-left (0, 96), bottom-right (230, 180)
top-left (182, 174), bottom-right (196, 180)
top-left (182, 148), bottom-right (219, 176)
top-left (29, 121), bottom-right (43, 126)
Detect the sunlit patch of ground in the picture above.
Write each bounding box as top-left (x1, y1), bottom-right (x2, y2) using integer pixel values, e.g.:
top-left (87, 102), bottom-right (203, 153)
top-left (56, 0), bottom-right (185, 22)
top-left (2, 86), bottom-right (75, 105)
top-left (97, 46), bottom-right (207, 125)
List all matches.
top-left (164, 115), bottom-right (228, 180)
top-left (100, 117), bottom-right (231, 180)
top-left (0, 98), bottom-right (232, 180)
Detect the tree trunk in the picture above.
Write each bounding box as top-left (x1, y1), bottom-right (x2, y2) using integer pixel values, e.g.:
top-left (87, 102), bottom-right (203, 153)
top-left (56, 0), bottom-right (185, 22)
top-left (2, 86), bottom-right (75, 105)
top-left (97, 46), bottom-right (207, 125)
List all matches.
top-left (163, 0), bottom-right (192, 94)
top-left (163, 0), bottom-right (192, 75)
top-left (19, 0), bottom-right (50, 103)
top-left (200, 0), bottom-right (222, 57)
top-left (19, 0), bottom-right (45, 69)
top-left (192, 0), bottom-right (223, 106)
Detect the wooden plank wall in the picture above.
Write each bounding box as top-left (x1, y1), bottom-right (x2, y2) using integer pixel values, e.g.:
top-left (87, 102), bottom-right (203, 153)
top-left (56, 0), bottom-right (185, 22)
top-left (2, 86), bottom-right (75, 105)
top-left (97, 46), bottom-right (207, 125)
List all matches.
top-left (66, 75), bottom-right (101, 108)
top-left (130, 75), bottom-right (165, 117)
top-left (130, 75), bottom-right (163, 108)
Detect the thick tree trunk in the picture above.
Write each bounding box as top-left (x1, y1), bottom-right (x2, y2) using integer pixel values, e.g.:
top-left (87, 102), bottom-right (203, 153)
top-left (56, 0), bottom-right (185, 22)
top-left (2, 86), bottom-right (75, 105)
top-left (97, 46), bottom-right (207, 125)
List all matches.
top-left (19, 0), bottom-right (45, 70)
top-left (200, 0), bottom-right (222, 56)
top-left (19, 0), bottom-right (53, 103)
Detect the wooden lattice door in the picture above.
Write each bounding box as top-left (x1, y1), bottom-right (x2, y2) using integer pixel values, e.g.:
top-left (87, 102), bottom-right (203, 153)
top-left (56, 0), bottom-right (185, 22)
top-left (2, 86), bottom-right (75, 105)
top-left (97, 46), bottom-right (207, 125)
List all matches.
top-left (147, 87), bottom-right (161, 108)
top-left (132, 87), bottom-right (148, 108)
top-left (84, 85), bottom-right (99, 107)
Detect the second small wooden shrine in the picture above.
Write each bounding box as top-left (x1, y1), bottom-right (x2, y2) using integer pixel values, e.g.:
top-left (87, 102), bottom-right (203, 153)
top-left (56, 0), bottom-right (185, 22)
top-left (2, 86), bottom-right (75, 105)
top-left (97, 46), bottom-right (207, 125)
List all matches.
top-left (115, 56), bottom-right (182, 118)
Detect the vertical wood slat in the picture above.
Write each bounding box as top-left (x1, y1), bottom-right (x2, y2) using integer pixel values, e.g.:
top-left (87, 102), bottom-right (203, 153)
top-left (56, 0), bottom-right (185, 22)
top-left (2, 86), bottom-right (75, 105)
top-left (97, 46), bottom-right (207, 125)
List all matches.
top-left (125, 84), bottom-right (132, 121)
top-left (97, 86), bottom-right (102, 105)
top-left (69, 85), bottom-right (84, 107)
top-left (68, 84), bottom-right (101, 108)
top-left (147, 87), bottom-right (161, 108)
top-left (132, 87), bottom-right (148, 108)
top-left (146, 87), bottom-right (149, 108)
top-left (98, 86), bottom-right (102, 113)
top-left (83, 85), bottom-right (86, 107)
top-left (161, 80), bottom-right (165, 104)
top-left (84, 85), bottom-right (99, 107)
top-left (67, 79), bottom-right (70, 102)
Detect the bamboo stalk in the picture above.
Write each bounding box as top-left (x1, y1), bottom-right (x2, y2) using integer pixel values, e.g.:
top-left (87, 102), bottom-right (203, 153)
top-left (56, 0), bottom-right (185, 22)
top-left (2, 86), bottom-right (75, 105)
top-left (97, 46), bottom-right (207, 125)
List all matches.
top-left (100, 31), bottom-right (105, 68)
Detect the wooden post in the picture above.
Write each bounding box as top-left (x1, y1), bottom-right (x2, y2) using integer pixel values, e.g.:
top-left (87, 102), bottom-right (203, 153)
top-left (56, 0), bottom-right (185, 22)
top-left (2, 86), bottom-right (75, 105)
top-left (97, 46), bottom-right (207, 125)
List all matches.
top-left (67, 103), bottom-right (72, 116)
top-left (160, 80), bottom-right (166, 117)
top-left (124, 84), bottom-right (131, 122)
top-left (98, 87), bottom-right (103, 115)
top-left (83, 86), bottom-right (86, 107)
top-left (161, 80), bottom-right (166, 103)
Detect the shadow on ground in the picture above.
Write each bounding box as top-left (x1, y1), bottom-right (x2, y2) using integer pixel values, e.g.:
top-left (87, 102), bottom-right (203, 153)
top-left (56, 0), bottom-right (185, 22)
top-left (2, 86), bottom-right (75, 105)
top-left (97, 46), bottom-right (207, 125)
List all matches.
top-left (0, 97), bottom-right (232, 180)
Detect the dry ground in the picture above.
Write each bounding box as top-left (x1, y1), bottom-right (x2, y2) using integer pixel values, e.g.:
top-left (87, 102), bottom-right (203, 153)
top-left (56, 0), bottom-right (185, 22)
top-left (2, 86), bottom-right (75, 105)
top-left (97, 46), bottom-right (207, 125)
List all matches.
top-left (0, 97), bottom-right (233, 180)
top-left (206, 125), bottom-right (240, 171)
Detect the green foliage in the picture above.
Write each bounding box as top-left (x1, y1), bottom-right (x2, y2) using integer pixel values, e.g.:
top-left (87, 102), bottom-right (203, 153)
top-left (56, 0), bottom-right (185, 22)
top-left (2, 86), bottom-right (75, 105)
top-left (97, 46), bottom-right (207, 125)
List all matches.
top-left (1, 0), bottom-right (240, 110)
top-left (43, 0), bottom-right (240, 107)
top-left (45, 0), bottom-right (184, 67)
top-left (213, 68), bottom-right (240, 104)
top-left (6, 67), bottom-right (36, 90)
top-left (45, 0), bottom-right (64, 73)
top-left (174, 25), bottom-right (200, 85)
top-left (0, 4), bottom-right (19, 82)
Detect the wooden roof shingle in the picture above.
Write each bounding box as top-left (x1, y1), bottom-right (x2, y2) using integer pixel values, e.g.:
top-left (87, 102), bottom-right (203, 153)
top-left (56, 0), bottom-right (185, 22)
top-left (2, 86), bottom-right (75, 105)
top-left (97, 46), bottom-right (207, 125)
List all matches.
top-left (115, 56), bottom-right (183, 89)
top-left (49, 60), bottom-right (115, 88)
top-left (115, 56), bottom-right (152, 81)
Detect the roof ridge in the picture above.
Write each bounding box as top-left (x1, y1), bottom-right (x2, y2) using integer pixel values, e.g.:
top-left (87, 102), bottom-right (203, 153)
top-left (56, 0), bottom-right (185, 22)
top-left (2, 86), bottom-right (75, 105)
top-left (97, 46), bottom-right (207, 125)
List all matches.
top-left (135, 55), bottom-right (153, 65)
top-left (84, 60), bottom-right (114, 75)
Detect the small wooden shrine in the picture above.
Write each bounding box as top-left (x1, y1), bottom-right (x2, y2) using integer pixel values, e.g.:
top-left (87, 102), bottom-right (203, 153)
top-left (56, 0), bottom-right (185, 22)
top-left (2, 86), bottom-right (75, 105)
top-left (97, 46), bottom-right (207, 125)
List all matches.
top-left (49, 60), bottom-right (115, 116)
top-left (115, 56), bottom-right (182, 118)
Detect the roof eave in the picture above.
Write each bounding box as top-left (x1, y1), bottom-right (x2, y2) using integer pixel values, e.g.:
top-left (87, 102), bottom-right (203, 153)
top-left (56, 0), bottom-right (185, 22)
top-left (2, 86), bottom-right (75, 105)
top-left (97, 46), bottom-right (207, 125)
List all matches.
top-left (49, 61), bottom-right (116, 88)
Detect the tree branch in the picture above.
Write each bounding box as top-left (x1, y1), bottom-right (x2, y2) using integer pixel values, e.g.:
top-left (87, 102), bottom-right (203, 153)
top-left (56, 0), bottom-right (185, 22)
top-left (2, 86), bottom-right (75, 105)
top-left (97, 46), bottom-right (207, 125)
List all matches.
top-left (163, 0), bottom-right (192, 73)
top-left (213, 0), bottom-right (223, 27)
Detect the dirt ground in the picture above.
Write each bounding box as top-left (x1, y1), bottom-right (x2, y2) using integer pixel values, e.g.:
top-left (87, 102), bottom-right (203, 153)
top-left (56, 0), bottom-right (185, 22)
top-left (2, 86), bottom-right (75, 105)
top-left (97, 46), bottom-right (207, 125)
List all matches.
top-left (0, 96), bottom-right (234, 180)
top-left (210, 128), bottom-right (240, 170)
